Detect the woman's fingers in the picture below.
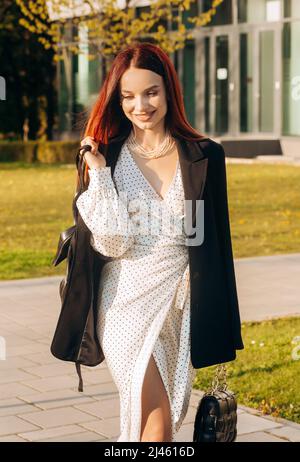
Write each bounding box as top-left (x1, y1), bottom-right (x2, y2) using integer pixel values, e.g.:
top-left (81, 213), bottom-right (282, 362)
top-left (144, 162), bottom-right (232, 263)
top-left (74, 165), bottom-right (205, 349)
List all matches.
top-left (80, 136), bottom-right (99, 154)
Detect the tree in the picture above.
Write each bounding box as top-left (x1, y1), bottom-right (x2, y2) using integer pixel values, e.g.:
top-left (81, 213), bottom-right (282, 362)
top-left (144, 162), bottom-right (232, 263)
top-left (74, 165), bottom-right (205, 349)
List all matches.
top-left (0, 0), bottom-right (56, 140)
top-left (15, 0), bottom-right (224, 66)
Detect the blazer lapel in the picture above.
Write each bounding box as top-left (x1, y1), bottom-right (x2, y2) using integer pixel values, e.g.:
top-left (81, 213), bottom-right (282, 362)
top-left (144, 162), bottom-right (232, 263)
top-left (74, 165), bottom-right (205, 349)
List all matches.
top-left (174, 136), bottom-right (209, 235)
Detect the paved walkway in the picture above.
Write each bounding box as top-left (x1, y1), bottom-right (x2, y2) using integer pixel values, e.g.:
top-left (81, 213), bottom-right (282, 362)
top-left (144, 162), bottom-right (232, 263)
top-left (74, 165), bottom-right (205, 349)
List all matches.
top-left (0, 253), bottom-right (299, 442)
top-left (226, 156), bottom-right (300, 166)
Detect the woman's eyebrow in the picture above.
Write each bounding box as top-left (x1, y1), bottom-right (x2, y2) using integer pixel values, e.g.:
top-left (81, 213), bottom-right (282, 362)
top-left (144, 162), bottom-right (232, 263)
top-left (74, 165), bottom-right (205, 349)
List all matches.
top-left (121, 85), bottom-right (160, 94)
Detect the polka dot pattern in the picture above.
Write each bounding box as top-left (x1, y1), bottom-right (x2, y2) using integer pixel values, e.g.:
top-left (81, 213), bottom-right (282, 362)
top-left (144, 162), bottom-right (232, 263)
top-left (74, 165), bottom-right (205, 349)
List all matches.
top-left (76, 140), bottom-right (196, 442)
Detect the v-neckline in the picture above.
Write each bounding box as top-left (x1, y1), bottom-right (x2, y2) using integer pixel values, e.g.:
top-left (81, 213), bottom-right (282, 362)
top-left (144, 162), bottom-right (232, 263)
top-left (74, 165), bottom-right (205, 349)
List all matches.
top-left (125, 142), bottom-right (179, 202)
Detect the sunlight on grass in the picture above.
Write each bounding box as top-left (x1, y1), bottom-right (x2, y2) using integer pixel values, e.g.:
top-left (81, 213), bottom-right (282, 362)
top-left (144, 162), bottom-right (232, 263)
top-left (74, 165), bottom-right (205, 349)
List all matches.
top-left (0, 162), bottom-right (300, 279)
top-left (193, 316), bottom-right (300, 424)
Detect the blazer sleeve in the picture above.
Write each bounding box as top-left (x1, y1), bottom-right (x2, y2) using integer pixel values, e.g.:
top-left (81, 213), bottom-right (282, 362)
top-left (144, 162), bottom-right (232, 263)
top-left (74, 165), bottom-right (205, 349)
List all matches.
top-left (75, 166), bottom-right (135, 258)
top-left (210, 143), bottom-right (244, 349)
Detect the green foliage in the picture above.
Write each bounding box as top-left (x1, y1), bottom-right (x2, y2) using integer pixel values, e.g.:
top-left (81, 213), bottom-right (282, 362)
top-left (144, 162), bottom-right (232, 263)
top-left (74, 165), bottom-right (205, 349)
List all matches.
top-left (0, 140), bottom-right (79, 163)
top-left (0, 1), bottom-right (56, 139)
top-left (193, 316), bottom-right (300, 423)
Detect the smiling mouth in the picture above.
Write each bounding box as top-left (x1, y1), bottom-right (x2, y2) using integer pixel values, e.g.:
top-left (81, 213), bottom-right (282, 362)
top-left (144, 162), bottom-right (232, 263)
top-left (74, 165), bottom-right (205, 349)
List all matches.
top-left (135, 111), bottom-right (156, 120)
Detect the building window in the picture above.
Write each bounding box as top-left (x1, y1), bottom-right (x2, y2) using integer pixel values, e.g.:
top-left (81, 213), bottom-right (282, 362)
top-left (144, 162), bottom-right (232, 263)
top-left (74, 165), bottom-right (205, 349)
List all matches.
top-left (259, 30), bottom-right (275, 132)
top-left (204, 37), bottom-right (210, 133)
top-left (240, 33), bottom-right (253, 132)
top-left (282, 22), bottom-right (300, 135)
top-left (238, 0), bottom-right (282, 23)
top-left (283, 0), bottom-right (300, 18)
top-left (215, 35), bottom-right (229, 134)
top-left (183, 40), bottom-right (196, 126)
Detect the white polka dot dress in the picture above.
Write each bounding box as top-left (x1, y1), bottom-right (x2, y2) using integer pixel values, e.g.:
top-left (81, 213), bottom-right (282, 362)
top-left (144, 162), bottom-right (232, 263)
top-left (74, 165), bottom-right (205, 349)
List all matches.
top-left (76, 140), bottom-right (197, 442)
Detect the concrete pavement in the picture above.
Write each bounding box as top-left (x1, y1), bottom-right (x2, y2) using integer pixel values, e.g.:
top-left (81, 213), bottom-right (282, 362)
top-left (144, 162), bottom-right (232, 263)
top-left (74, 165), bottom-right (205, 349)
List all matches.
top-left (0, 253), bottom-right (299, 442)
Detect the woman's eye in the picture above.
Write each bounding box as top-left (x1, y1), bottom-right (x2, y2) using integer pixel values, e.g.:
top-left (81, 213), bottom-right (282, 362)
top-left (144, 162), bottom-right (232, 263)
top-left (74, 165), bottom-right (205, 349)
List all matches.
top-left (122, 92), bottom-right (157, 99)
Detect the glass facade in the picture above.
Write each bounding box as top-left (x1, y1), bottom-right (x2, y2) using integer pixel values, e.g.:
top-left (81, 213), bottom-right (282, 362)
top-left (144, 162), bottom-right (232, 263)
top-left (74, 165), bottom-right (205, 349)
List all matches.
top-left (183, 40), bottom-right (196, 126)
top-left (282, 21), bottom-right (300, 135)
top-left (284, 0), bottom-right (300, 18)
top-left (240, 33), bottom-right (253, 132)
top-left (238, 0), bottom-right (282, 23)
top-left (56, 0), bottom-right (300, 141)
top-left (57, 22), bottom-right (102, 134)
top-left (204, 37), bottom-right (210, 133)
top-left (259, 30), bottom-right (275, 132)
top-left (215, 35), bottom-right (229, 134)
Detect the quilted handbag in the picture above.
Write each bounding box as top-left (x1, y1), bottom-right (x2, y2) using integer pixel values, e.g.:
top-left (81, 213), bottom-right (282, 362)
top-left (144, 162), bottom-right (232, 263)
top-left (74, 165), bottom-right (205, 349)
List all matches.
top-left (193, 364), bottom-right (238, 442)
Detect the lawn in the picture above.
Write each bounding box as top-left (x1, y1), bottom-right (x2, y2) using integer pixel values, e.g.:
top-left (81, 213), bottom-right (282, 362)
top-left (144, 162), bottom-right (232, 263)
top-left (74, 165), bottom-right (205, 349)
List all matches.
top-left (0, 161), bottom-right (299, 280)
top-left (193, 316), bottom-right (300, 424)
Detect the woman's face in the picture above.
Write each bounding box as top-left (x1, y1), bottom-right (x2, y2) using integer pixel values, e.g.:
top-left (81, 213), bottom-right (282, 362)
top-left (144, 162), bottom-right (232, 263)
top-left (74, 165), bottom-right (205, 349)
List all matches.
top-left (119, 67), bottom-right (168, 131)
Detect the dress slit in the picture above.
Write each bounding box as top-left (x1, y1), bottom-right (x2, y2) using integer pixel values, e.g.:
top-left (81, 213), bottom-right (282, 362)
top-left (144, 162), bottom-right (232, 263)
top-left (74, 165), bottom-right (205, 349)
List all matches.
top-left (139, 352), bottom-right (173, 442)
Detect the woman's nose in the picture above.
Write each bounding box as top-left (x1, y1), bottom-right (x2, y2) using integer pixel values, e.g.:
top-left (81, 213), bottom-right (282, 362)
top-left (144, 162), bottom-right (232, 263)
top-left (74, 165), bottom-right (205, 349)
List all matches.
top-left (134, 96), bottom-right (149, 111)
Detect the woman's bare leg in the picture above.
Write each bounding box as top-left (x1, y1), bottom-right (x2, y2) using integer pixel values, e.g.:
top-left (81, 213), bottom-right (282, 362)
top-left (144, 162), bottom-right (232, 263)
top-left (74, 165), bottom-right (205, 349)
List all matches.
top-left (140, 354), bottom-right (172, 442)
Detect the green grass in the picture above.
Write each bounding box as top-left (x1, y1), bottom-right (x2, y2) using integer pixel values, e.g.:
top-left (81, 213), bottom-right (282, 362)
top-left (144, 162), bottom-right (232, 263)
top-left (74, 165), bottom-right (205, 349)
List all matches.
top-left (0, 161), bottom-right (300, 280)
top-left (193, 316), bottom-right (300, 424)
top-left (0, 162), bottom-right (76, 280)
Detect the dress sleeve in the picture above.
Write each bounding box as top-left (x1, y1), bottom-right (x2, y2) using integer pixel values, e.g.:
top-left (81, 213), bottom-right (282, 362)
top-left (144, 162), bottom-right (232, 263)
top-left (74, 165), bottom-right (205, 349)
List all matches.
top-left (75, 166), bottom-right (135, 258)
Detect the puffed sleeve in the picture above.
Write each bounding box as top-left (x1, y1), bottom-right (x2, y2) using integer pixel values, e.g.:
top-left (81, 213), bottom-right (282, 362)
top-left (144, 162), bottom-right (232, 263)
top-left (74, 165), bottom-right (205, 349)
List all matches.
top-left (75, 166), bottom-right (135, 258)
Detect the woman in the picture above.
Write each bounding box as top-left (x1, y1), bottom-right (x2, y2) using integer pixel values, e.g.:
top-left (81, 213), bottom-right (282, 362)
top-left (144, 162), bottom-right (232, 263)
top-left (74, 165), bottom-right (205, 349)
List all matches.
top-left (75, 42), bottom-right (244, 443)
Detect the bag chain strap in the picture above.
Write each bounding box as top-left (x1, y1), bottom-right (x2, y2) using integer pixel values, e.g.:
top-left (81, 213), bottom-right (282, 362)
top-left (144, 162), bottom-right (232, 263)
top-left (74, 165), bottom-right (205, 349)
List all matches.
top-left (206, 364), bottom-right (228, 394)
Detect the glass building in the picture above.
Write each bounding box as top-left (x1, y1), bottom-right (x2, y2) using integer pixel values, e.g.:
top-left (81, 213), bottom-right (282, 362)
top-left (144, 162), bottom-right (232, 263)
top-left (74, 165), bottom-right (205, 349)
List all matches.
top-left (55, 0), bottom-right (300, 155)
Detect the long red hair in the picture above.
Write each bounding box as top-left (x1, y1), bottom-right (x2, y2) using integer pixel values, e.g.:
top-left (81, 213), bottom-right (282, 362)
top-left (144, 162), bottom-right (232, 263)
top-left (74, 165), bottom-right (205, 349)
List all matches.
top-left (79, 41), bottom-right (206, 187)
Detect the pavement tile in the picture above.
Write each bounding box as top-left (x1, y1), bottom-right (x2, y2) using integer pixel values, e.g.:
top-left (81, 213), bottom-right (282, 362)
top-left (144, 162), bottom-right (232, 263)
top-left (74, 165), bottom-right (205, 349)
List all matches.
top-left (0, 435), bottom-right (28, 442)
top-left (0, 415), bottom-right (41, 436)
top-left (0, 368), bottom-right (40, 385)
top-left (19, 424), bottom-right (88, 441)
top-left (0, 398), bottom-right (40, 417)
top-left (0, 356), bottom-right (39, 370)
top-left (22, 363), bottom-right (76, 378)
top-left (81, 417), bottom-right (120, 438)
top-left (19, 389), bottom-right (96, 410)
top-left (74, 398), bottom-right (120, 419)
top-left (19, 407), bottom-right (96, 428)
top-left (175, 423), bottom-right (194, 442)
top-left (266, 426), bottom-right (300, 442)
top-left (237, 412), bottom-right (283, 435)
top-left (0, 382), bottom-right (39, 400)
top-left (39, 431), bottom-right (106, 442)
top-left (21, 374), bottom-right (81, 392)
top-left (235, 431), bottom-right (289, 442)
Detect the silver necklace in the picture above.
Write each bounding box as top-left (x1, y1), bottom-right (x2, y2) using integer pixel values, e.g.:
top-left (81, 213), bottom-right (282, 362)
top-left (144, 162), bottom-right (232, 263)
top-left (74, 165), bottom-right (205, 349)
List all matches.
top-left (126, 129), bottom-right (175, 159)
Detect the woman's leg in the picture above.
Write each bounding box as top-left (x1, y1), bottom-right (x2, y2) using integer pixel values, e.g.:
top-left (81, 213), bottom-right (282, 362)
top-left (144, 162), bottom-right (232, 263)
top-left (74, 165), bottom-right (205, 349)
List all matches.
top-left (140, 354), bottom-right (172, 442)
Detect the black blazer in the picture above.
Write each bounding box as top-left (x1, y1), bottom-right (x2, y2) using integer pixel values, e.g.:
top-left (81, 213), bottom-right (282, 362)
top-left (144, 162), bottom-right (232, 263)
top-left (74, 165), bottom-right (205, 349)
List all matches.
top-left (51, 136), bottom-right (244, 389)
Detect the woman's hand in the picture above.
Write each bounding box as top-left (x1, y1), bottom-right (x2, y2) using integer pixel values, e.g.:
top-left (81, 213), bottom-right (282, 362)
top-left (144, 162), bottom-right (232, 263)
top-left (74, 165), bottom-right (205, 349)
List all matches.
top-left (80, 136), bottom-right (106, 169)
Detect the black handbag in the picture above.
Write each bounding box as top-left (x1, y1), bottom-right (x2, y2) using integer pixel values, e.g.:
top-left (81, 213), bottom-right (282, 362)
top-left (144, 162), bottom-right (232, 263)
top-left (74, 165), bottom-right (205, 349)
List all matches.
top-left (51, 144), bottom-right (91, 300)
top-left (193, 364), bottom-right (238, 442)
top-left (51, 144), bottom-right (108, 391)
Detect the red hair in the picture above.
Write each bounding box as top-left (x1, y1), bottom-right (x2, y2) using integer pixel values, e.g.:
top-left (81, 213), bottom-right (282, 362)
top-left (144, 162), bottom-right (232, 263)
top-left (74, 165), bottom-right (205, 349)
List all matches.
top-left (79, 41), bottom-right (205, 187)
